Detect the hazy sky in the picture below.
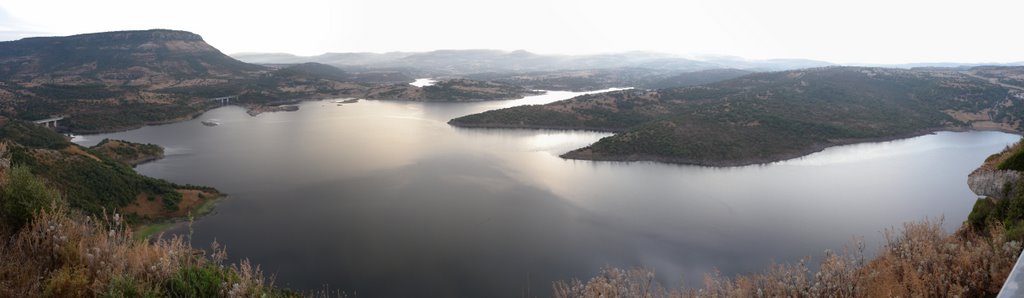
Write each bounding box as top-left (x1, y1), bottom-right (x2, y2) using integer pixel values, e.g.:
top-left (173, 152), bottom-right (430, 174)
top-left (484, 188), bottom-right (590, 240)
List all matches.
top-left (1, 0), bottom-right (1021, 64)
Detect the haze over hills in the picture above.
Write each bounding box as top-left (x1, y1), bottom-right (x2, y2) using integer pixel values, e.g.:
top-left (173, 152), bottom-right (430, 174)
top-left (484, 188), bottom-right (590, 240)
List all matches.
top-left (461, 68), bottom-right (753, 91)
top-left (236, 50), bottom-right (1024, 74)
top-left (232, 50), bottom-right (816, 91)
top-left (232, 50), bottom-right (834, 75)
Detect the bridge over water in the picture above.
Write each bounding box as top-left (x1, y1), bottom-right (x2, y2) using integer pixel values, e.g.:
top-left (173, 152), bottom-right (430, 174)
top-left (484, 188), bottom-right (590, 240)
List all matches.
top-left (32, 115), bottom-right (65, 128)
top-left (210, 95), bottom-right (239, 105)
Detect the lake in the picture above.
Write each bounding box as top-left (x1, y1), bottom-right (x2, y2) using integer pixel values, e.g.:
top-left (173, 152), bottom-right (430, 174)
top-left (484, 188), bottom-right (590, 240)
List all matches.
top-left (74, 89), bottom-right (1020, 297)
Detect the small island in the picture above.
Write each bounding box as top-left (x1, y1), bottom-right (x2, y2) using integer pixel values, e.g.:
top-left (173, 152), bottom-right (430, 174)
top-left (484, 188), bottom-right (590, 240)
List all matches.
top-left (90, 138), bottom-right (165, 166)
top-left (245, 103), bottom-right (301, 116)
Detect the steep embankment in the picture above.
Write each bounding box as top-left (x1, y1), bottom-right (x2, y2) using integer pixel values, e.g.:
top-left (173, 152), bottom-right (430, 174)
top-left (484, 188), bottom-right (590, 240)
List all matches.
top-left (968, 138), bottom-right (1024, 236)
top-left (452, 66), bottom-right (1024, 166)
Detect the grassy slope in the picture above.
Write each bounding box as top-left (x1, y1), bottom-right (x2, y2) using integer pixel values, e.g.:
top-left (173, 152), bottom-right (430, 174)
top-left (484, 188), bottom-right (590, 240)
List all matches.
top-left (0, 121), bottom-right (216, 220)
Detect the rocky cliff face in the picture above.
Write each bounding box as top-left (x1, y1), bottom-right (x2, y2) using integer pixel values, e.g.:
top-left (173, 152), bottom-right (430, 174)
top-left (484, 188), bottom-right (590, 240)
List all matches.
top-left (968, 142), bottom-right (1023, 200)
top-left (968, 169), bottom-right (1021, 199)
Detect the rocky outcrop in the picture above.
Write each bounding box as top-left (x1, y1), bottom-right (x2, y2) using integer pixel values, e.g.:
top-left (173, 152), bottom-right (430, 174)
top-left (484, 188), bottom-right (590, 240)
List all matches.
top-left (968, 140), bottom-right (1023, 200)
top-left (968, 169), bottom-right (1021, 199)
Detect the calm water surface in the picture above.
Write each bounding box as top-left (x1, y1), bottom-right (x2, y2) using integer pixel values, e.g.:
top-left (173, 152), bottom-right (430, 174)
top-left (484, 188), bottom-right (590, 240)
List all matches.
top-left (75, 90), bottom-right (1020, 297)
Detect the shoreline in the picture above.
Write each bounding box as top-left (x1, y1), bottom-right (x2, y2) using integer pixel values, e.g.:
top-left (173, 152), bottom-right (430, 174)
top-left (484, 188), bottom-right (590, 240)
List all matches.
top-left (452, 121), bottom-right (1021, 167)
top-left (448, 121), bottom-right (626, 133)
top-left (65, 92), bottom-right (346, 134)
top-left (68, 109), bottom-right (212, 135)
top-left (560, 127), bottom-right (1022, 168)
top-left (129, 155), bottom-right (164, 167)
top-left (132, 192), bottom-right (224, 240)
top-left (73, 98), bottom-right (1022, 240)
top-left (70, 90), bottom-right (550, 134)
top-left (84, 140), bottom-right (227, 240)
top-left (365, 91), bottom-right (547, 102)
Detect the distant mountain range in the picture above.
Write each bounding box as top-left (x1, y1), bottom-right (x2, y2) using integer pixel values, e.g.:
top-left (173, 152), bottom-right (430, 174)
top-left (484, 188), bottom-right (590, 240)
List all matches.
top-left (232, 50), bottom-right (834, 75)
top-left (234, 50), bottom-right (1024, 75)
top-left (852, 62), bottom-right (1024, 69)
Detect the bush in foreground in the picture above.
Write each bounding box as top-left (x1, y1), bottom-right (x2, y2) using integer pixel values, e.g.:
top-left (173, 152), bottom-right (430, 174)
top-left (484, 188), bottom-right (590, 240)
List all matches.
top-left (554, 219), bottom-right (1020, 298)
top-left (0, 204), bottom-right (301, 297)
top-left (1, 165), bottom-right (60, 231)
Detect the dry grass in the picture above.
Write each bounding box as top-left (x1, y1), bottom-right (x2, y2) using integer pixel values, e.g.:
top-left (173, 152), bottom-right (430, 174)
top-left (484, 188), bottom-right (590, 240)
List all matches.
top-left (60, 145), bottom-right (101, 162)
top-left (554, 218), bottom-right (1021, 298)
top-left (0, 205), bottom-right (293, 297)
top-left (979, 141), bottom-right (1023, 172)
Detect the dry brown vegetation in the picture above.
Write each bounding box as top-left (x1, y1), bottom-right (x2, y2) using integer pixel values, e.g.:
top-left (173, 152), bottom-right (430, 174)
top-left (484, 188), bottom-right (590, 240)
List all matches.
top-left (554, 219), bottom-right (1021, 298)
top-left (0, 205), bottom-right (292, 297)
top-left (123, 189), bottom-right (217, 218)
top-left (980, 142), bottom-right (1024, 172)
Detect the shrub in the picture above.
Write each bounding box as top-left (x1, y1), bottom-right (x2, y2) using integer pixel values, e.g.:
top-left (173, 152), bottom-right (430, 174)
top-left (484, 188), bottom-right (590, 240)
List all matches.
top-left (103, 275), bottom-right (160, 298)
top-left (969, 199), bottom-right (995, 230)
top-left (44, 265), bottom-right (90, 298)
top-left (164, 265), bottom-right (238, 297)
top-left (999, 143), bottom-right (1024, 171)
top-left (0, 165), bottom-right (60, 229)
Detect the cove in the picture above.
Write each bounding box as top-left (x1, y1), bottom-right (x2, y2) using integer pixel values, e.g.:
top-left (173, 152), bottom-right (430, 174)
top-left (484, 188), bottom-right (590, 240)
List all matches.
top-left (74, 90), bottom-right (1020, 297)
